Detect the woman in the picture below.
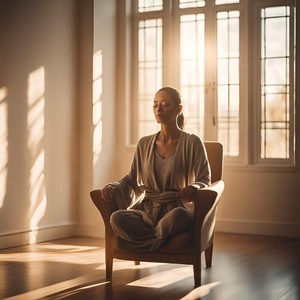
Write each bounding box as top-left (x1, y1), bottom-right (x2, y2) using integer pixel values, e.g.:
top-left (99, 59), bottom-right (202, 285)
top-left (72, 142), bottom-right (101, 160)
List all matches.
top-left (101, 87), bottom-right (211, 251)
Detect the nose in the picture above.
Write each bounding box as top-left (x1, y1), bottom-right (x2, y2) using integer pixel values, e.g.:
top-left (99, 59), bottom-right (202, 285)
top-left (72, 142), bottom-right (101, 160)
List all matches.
top-left (156, 103), bottom-right (162, 111)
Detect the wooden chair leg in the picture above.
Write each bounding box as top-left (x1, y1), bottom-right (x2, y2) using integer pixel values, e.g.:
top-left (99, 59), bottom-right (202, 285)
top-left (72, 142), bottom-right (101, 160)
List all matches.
top-left (105, 234), bottom-right (113, 281)
top-left (193, 258), bottom-right (201, 287)
top-left (205, 243), bottom-right (213, 268)
top-left (106, 255), bottom-right (113, 281)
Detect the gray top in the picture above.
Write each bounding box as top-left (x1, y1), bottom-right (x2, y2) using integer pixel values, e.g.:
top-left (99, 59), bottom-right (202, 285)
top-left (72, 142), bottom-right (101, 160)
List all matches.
top-left (154, 149), bottom-right (175, 191)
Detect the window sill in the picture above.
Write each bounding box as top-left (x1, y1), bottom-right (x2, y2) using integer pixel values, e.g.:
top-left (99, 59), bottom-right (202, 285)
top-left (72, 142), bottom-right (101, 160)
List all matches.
top-left (224, 163), bottom-right (297, 173)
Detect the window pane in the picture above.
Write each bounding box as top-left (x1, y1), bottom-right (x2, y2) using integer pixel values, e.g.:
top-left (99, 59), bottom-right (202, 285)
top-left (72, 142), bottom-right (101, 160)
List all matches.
top-left (265, 58), bottom-right (289, 85)
top-left (229, 58), bottom-right (239, 84)
top-left (138, 19), bottom-right (162, 139)
top-left (263, 6), bottom-right (289, 18)
top-left (218, 59), bottom-right (228, 84)
top-left (264, 17), bottom-right (289, 57)
top-left (260, 6), bottom-right (290, 159)
top-left (265, 93), bottom-right (289, 123)
top-left (261, 129), bottom-right (289, 159)
top-left (215, 0), bottom-right (239, 4)
top-left (179, 0), bottom-right (205, 9)
top-left (217, 11), bottom-right (240, 157)
top-left (138, 0), bottom-right (163, 12)
top-left (180, 14), bottom-right (205, 138)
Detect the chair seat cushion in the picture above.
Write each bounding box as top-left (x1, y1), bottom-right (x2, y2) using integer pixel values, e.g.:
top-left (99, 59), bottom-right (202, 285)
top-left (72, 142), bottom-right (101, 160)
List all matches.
top-left (111, 231), bottom-right (194, 254)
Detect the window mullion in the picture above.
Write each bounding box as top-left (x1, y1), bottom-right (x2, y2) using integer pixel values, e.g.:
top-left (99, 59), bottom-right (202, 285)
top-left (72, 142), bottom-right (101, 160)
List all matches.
top-left (204, 5), bottom-right (218, 141)
top-left (162, 0), bottom-right (177, 85)
top-left (289, 3), bottom-right (295, 164)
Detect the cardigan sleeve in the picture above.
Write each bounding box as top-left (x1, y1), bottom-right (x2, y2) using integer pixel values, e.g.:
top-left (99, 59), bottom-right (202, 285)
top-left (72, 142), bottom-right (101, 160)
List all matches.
top-left (188, 134), bottom-right (211, 189)
top-left (104, 137), bottom-right (150, 208)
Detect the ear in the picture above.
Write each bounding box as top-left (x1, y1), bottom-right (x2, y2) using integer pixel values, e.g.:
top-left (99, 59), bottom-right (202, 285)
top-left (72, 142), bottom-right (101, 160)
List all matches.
top-left (177, 104), bottom-right (183, 115)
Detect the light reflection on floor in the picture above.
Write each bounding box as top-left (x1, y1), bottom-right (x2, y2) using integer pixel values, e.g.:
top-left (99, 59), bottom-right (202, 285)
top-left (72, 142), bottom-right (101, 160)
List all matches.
top-left (127, 265), bottom-right (192, 288)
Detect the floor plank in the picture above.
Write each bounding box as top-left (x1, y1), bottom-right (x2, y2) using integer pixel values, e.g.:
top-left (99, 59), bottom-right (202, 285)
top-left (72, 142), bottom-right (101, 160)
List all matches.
top-left (0, 233), bottom-right (299, 300)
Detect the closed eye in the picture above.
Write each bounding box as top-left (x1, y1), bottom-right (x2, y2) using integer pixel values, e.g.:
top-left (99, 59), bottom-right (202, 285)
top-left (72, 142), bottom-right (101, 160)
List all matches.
top-left (153, 101), bottom-right (171, 107)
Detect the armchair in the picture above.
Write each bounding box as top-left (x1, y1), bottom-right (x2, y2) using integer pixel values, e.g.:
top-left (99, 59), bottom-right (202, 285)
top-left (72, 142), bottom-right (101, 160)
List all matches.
top-left (90, 141), bottom-right (224, 287)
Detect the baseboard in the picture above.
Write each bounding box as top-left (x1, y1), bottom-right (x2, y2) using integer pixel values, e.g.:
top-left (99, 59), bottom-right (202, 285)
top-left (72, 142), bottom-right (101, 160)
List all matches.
top-left (76, 224), bottom-right (105, 238)
top-left (215, 219), bottom-right (300, 238)
top-left (2, 220), bottom-right (298, 250)
top-left (78, 220), bottom-right (300, 240)
top-left (0, 224), bottom-right (77, 249)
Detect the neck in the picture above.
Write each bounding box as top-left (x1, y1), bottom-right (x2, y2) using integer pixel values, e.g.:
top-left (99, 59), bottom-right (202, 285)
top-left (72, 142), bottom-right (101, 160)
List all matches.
top-left (159, 125), bottom-right (181, 142)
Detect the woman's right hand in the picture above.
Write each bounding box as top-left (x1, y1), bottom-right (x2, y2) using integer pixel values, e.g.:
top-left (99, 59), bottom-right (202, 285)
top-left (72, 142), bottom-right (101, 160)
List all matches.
top-left (101, 186), bottom-right (112, 200)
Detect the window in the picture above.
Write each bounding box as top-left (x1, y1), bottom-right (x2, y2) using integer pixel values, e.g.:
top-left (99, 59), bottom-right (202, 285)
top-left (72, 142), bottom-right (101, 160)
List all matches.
top-left (253, 3), bottom-right (295, 164)
top-left (137, 18), bottom-right (162, 137)
top-left (217, 10), bottom-right (240, 157)
top-left (128, 0), bottom-right (295, 166)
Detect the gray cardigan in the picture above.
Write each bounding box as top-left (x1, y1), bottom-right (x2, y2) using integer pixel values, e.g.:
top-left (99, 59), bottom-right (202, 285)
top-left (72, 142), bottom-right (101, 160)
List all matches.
top-left (107, 131), bottom-right (211, 225)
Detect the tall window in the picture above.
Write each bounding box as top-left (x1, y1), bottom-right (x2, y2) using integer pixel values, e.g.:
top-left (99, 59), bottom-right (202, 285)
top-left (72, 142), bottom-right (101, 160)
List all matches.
top-left (217, 10), bottom-right (240, 157)
top-left (137, 18), bottom-right (162, 136)
top-left (255, 4), bottom-right (295, 163)
top-left (179, 13), bottom-right (206, 139)
top-left (129, 0), bottom-right (295, 166)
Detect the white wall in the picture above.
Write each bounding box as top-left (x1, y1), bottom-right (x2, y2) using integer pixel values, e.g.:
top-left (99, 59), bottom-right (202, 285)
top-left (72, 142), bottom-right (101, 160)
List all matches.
top-left (0, 0), bottom-right (80, 248)
top-left (77, 0), bottom-right (117, 238)
top-left (0, 0), bottom-right (118, 247)
top-left (217, 167), bottom-right (300, 237)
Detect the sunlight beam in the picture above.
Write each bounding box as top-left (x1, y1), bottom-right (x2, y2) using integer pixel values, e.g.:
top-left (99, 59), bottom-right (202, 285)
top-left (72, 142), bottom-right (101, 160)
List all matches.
top-left (127, 266), bottom-right (192, 288)
top-left (27, 67), bottom-right (47, 244)
top-left (4, 273), bottom-right (104, 300)
top-left (0, 87), bottom-right (8, 208)
top-left (180, 281), bottom-right (221, 300)
top-left (93, 50), bottom-right (103, 166)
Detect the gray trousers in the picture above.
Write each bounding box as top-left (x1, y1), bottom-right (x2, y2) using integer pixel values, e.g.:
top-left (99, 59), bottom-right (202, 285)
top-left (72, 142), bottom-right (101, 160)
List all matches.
top-left (110, 207), bottom-right (193, 251)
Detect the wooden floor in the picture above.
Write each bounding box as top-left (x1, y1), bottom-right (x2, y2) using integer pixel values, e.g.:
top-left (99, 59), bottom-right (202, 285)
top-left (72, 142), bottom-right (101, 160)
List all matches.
top-left (0, 233), bottom-right (299, 300)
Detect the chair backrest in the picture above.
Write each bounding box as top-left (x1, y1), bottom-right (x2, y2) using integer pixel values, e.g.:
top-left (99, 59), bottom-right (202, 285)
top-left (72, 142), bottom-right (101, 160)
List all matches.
top-left (204, 141), bottom-right (223, 183)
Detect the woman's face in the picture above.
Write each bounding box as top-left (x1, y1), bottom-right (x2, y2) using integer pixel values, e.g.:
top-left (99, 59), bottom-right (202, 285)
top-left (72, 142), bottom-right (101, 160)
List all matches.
top-left (153, 91), bottom-right (181, 125)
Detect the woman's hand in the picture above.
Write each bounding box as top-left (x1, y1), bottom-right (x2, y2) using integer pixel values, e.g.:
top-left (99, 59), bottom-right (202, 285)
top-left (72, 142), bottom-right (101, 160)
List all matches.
top-left (177, 186), bottom-right (198, 203)
top-left (101, 186), bottom-right (112, 200)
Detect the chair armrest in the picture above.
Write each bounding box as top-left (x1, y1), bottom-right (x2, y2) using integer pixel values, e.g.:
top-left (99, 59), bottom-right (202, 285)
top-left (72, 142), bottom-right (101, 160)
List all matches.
top-left (90, 189), bottom-right (118, 228)
top-left (193, 180), bottom-right (224, 215)
top-left (192, 180), bottom-right (225, 246)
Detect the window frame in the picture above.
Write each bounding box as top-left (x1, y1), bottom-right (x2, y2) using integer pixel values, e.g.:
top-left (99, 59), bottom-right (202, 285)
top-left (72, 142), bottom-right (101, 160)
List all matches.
top-left (251, 0), bottom-right (296, 167)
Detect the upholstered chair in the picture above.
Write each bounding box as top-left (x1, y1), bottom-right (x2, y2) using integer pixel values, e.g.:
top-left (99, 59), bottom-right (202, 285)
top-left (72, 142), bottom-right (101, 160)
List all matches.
top-left (90, 141), bottom-right (224, 286)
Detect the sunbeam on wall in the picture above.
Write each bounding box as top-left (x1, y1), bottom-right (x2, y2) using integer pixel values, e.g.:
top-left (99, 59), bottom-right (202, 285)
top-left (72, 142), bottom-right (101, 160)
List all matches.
top-left (27, 67), bottom-right (47, 244)
top-left (93, 50), bottom-right (103, 166)
top-left (0, 87), bottom-right (8, 208)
